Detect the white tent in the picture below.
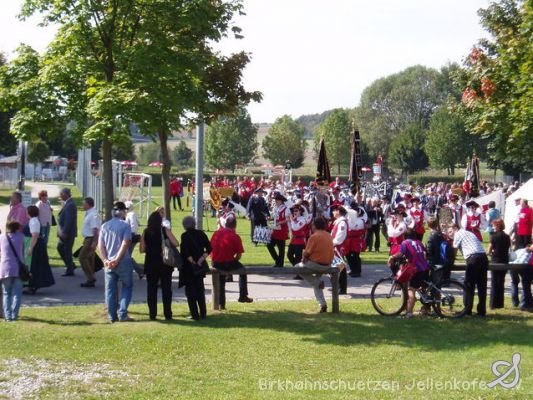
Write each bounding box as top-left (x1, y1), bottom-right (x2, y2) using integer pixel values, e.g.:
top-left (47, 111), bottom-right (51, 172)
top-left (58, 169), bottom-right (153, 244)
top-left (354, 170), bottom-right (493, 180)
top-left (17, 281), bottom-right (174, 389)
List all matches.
top-left (504, 179), bottom-right (533, 234)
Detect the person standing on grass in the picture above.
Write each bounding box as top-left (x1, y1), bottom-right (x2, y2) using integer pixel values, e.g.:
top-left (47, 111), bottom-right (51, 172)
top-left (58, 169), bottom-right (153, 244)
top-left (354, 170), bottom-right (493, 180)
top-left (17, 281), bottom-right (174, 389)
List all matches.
top-left (35, 190), bottom-right (53, 246)
top-left (345, 202), bottom-right (367, 278)
top-left (179, 216), bottom-right (211, 320)
top-left (6, 192), bottom-right (28, 232)
top-left (287, 204), bottom-right (309, 280)
top-left (57, 188), bottom-right (78, 277)
top-left (0, 221), bottom-right (25, 321)
top-left (330, 205), bottom-right (349, 295)
top-left (509, 199), bottom-right (532, 309)
top-left (298, 217), bottom-right (335, 313)
top-left (125, 201), bottom-right (144, 280)
top-left (487, 219), bottom-right (511, 309)
top-left (79, 197), bottom-right (101, 288)
top-left (448, 224), bottom-right (488, 317)
top-left (98, 201), bottom-right (134, 323)
top-left (485, 201), bottom-right (500, 236)
top-left (267, 193), bottom-right (290, 268)
top-left (23, 206), bottom-right (54, 295)
top-left (210, 217), bottom-right (253, 310)
top-left (139, 211), bottom-right (179, 321)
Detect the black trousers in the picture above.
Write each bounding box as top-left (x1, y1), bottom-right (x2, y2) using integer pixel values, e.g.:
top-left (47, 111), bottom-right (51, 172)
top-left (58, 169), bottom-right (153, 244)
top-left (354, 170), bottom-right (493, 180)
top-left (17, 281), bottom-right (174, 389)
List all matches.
top-left (366, 225), bottom-right (380, 251)
top-left (214, 261), bottom-right (248, 307)
top-left (339, 268), bottom-right (347, 293)
top-left (464, 253), bottom-right (488, 316)
top-left (267, 239), bottom-right (286, 267)
top-left (146, 267), bottom-right (173, 319)
top-left (185, 277), bottom-right (206, 319)
top-left (57, 236), bottom-right (76, 274)
top-left (172, 195), bottom-right (182, 210)
top-left (287, 244), bottom-right (304, 265)
top-left (346, 252), bottom-right (361, 276)
top-left (490, 270), bottom-right (507, 309)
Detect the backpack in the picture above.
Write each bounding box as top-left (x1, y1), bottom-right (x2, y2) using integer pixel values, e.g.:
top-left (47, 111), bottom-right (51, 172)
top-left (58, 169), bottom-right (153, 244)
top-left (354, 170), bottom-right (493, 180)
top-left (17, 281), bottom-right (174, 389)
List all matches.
top-left (439, 240), bottom-right (453, 267)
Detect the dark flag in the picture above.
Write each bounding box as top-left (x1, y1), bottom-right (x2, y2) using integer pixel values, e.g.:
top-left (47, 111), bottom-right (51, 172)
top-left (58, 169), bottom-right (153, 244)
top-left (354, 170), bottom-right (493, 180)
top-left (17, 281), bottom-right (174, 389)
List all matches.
top-left (316, 138), bottom-right (331, 184)
top-left (349, 127), bottom-right (363, 193)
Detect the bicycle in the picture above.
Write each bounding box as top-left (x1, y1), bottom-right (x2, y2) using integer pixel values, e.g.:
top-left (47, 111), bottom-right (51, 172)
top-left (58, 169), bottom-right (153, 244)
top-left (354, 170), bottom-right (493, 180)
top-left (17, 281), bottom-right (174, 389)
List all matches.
top-left (370, 260), bottom-right (471, 318)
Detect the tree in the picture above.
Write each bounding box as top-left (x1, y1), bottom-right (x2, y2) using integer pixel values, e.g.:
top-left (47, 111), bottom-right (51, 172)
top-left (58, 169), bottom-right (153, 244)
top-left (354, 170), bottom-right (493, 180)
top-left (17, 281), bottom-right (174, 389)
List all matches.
top-left (356, 65), bottom-right (443, 164)
top-left (27, 138), bottom-right (50, 165)
top-left (172, 140), bottom-right (193, 167)
top-left (425, 107), bottom-right (471, 175)
top-left (454, 0), bottom-right (532, 175)
top-left (262, 115), bottom-right (306, 168)
top-left (205, 106), bottom-right (258, 170)
top-left (137, 143), bottom-right (163, 166)
top-left (315, 109), bottom-right (352, 174)
top-left (19, 0), bottom-right (260, 220)
top-left (388, 124), bottom-right (428, 178)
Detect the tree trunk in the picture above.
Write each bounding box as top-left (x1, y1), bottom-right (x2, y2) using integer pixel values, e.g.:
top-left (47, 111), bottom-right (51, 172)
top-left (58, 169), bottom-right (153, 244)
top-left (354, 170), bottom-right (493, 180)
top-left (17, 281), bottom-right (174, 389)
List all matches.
top-left (102, 136), bottom-right (114, 221)
top-left (450, 165), bottom-right (455, 175)
top-left (159, 129), bottom-right (172, 223)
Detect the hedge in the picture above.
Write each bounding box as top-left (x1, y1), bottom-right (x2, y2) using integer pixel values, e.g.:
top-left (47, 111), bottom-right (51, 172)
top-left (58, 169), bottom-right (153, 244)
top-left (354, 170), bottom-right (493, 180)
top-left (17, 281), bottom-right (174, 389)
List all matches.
top-left (408, 175), bottom-right (462, 186)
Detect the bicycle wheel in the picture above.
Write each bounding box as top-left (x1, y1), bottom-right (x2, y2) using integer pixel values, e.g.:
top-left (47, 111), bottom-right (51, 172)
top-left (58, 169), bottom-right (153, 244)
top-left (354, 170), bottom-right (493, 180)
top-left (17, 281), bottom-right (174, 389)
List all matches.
top-left (432, 279), bottom-right (470, 318)
top-left (371, 277), bottom-right (407, 316)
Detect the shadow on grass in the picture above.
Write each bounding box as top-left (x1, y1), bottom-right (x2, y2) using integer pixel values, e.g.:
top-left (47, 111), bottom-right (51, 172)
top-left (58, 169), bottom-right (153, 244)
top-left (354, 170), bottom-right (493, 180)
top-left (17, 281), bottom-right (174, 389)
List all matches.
top-left (191, 308), bottom-right (533, 351)
top-left (20, 316), bottom-right (94, 326)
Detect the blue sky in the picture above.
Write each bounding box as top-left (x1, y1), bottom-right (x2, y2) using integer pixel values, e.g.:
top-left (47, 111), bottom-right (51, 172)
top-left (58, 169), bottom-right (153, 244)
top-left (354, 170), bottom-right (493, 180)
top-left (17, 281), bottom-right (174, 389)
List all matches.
top-left (1, 0), bottom-right (490, 123)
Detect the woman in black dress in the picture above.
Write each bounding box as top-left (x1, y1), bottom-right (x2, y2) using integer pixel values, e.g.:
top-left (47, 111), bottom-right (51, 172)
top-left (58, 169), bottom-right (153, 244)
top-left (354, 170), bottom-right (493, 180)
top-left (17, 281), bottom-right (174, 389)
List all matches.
top-left (487, 218), bottom-right (511, 309)
top-left (179, 216), bottom-right (211, 320)
top-left (24, 205), bottom-right (55, 294)
top-left (139, 211), bottom-right (179, 320)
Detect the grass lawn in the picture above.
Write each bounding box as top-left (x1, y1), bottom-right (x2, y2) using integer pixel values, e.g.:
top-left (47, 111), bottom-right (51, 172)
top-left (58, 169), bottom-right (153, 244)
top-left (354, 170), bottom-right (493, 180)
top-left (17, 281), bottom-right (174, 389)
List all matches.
top-left (0, 300), bottom-right (531, 399)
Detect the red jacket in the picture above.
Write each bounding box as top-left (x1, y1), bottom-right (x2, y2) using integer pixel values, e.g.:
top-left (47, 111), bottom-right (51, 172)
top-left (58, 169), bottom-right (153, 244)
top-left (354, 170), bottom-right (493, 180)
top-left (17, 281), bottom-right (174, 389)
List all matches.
top-left (210, 228), bottom-right (244, 263)
top-left (517, 206), bottom-right (533, 236)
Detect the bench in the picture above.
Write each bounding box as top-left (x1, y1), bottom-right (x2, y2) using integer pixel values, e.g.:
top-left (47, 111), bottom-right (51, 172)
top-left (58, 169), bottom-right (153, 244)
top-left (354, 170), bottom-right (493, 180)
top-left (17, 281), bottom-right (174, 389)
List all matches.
top-left (451, 263), bottom-right (530, 271)
top-left (209, 267), bottom-right (341, 313)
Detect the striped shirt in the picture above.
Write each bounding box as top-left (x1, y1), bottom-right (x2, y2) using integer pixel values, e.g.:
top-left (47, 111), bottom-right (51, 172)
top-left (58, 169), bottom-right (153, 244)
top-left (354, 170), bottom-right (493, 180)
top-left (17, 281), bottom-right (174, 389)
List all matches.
top-left (452, 229), bottom-right (485, 259)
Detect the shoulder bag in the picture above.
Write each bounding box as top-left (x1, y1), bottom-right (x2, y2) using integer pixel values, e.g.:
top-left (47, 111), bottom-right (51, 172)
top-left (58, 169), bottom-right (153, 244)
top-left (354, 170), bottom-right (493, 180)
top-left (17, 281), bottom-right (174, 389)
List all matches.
top-left (161, 228), bottom-right (184, 271)
top-left (6, 234), bottom-right (31, 282)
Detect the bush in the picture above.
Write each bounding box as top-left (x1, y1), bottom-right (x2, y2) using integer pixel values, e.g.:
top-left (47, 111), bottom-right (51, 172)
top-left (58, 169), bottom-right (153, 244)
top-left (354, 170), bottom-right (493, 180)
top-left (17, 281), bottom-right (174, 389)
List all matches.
top-left (408, 175), bottom-right (461, 186)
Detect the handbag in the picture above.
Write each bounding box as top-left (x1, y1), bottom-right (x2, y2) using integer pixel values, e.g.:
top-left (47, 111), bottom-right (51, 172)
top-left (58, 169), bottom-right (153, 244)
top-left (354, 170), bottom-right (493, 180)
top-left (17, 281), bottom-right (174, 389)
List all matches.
top-left (6, 234), bottom-right (31, 282)
top-left (161, 228), bottom-right (184, 270)
top-left (331, 249), bottom-right (346, 271)
top-left (51, 213), bottom-right (57, 226)
top-left (253, 225), bottom-right (272, 244)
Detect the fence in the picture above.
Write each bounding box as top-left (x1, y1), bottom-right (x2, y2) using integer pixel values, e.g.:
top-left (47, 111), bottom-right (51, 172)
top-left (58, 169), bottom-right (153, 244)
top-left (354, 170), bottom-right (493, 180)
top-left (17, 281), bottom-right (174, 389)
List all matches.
top-left (0, 167), bottom-right (18, 189)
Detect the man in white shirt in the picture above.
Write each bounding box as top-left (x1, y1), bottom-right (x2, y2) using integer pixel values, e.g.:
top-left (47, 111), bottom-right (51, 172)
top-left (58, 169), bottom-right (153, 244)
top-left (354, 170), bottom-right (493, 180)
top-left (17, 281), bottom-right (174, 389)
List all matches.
top-left (79, 197), bottom-right (102, 287)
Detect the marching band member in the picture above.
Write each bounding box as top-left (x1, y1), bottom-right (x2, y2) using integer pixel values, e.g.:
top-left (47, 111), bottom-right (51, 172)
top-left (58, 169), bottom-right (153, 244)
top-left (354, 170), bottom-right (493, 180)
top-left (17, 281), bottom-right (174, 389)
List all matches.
top-left (346, 201), bottom-right (367, 278)
top-left (461, 200), bottom-right (485, 241)
top-left (288, 204), bottom-right (310, 280)
top-left (448, 194), bottom-right (463, 226)
top-left (267, 193), bottom-right (290, 268)
top-left (247, 188), bottom-right (270, 243)
top-left (330, 205), bottom-right (349, 294)
top-left (387, 207), bottom-right (407, 255)
top-left (217, 198), bottom-right (236, 230)
top-left (408, 197), bottom-right (425, 241)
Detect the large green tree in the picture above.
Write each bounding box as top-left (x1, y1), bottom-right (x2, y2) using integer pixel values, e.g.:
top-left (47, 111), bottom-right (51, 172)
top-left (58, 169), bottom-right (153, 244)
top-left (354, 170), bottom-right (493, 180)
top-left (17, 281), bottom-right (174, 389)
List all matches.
top-left (425, 107), bottom-right (472, 175)
top-left (315, 109), bottom-right (352, 174)
top-left (356, 65), bottom-right (443, 164)
top-left (262, 115), bottom-right (306, 168)
top-left (455, 0), bottom-right (532, 175)
top-left (18, 0), bottom-right (260, 219)
top-left (388, 124), bottom-right (428, 178)
top-left (172, 140), bottom-right (193, 167)
top-left (205, 106), bottom-right (258, 170)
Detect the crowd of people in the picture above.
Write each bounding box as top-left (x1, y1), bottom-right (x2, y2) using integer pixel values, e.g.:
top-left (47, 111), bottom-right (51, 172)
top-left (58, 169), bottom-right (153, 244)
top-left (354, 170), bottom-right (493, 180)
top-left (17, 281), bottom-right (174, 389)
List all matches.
top-left (1, 176), bottom-right (532, 321)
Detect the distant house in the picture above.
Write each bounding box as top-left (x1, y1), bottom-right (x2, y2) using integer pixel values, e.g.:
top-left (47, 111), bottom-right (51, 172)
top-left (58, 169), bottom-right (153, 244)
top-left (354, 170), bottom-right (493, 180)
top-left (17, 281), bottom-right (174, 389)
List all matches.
top-left (0, 155), bottom-right (20, 169)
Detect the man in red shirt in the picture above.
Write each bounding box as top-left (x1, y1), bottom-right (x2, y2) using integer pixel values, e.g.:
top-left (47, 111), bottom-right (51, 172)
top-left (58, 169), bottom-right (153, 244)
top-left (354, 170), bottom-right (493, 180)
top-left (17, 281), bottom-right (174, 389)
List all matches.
top-left (515, 199), bottom-right (533, 249)
top-left (210, 217), bottom-right (253, 309)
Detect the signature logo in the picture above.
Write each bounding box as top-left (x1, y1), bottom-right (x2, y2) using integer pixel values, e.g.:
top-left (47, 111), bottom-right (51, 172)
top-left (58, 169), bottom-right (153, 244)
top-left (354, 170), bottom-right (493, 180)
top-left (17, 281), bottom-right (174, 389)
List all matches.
top-left (487, 353), bottom-right (521, 389)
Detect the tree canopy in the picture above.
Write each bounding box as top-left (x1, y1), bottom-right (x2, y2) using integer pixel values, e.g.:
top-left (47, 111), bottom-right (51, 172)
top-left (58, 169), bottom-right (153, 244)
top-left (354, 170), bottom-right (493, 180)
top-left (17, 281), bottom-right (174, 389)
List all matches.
top-left (205, 106), bottom-right (258, 170)
top-left (454, 0), bottom-right (532, 175)
top-left (315, 109), bottom-right (352, 174)
top-left (262, 115), bottom-right (306, 168)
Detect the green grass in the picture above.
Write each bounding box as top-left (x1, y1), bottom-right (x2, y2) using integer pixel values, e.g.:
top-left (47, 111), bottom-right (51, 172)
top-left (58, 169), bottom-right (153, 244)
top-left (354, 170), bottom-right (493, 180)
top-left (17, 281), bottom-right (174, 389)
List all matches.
top-left (1, 300), bottom-right (531, 399)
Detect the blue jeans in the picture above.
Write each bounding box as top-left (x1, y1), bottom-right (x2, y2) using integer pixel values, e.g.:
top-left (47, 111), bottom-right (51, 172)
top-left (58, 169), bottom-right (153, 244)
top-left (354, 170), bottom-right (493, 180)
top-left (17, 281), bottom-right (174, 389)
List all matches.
top-left (40, 224), bottom-right (51, 246)
top-left (510, 269), bottom-right (533, 309)
top-left (1, 277), bottom-right (23, 321)
top-left (105, 262), bottom-right (133, 321)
